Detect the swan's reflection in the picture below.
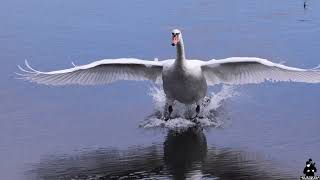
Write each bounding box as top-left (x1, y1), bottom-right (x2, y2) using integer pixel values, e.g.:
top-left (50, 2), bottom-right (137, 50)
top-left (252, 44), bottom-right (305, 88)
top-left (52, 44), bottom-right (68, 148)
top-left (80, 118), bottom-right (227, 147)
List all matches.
top-left (28, 128), bottom-right (294, 180)
top-left (164, 127), bottom-right (207, 179)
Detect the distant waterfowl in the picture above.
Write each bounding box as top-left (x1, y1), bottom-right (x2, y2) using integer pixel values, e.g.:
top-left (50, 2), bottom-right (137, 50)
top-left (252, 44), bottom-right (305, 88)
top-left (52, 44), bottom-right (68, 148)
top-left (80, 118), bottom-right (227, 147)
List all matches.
top-left (17, 29), bottom-right (320, 120)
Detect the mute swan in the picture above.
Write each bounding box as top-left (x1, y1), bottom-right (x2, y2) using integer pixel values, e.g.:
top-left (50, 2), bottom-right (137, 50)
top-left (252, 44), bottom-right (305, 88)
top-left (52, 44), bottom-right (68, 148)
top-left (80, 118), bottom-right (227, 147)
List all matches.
top-left (17, 29), bottom-right (320, 120)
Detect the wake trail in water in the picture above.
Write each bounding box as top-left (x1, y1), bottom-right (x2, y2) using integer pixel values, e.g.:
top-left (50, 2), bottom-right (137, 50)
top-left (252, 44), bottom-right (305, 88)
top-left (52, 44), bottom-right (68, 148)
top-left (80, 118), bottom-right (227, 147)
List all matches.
top-left (139, 85), bottom-right (238, 131)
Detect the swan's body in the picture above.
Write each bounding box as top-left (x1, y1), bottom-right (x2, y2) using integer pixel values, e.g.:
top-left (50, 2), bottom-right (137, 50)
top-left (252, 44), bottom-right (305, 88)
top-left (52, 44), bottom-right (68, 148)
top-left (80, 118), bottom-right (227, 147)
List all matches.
top-left (163, 60), bottom-right (207, 104)
top-left (18, 29), bottom-right (320, 119)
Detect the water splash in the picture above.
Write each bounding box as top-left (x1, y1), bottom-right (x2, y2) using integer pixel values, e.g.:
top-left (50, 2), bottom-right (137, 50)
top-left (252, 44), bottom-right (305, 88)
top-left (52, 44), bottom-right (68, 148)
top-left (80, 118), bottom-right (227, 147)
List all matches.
top-left (140, 85), bottom-right (238, 132)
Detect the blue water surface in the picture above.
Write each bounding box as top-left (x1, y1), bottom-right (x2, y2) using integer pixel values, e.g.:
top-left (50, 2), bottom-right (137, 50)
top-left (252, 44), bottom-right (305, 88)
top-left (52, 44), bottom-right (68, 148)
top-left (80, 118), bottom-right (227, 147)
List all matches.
top-left (0, 0), bottom-right (320, 179)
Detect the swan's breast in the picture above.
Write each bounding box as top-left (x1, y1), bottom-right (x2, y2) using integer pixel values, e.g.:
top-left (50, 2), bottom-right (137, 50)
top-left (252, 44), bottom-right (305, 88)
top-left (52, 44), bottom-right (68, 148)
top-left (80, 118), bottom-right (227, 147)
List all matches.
top-left (162, 61), bottom-right (207, 103)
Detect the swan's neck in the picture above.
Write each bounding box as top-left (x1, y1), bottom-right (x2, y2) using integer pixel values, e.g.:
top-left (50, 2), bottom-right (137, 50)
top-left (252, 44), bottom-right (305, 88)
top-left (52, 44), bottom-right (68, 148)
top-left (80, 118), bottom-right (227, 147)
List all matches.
top-left (175, 38), bottom-right (186, 67)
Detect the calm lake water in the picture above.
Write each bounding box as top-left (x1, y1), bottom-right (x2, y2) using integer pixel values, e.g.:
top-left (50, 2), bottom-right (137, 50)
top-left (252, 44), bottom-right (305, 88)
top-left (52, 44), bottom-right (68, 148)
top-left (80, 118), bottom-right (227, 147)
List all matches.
top-left (1, 0), bottom-right (320, 179)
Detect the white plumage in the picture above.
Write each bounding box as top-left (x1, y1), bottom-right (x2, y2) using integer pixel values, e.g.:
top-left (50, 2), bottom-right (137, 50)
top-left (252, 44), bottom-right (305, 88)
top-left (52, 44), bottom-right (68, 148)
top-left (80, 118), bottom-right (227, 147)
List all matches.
top-left (202, 57), bottom-right (320, 85)
top-left (17, 29), bottom-right (320, 119)
top-left (18, 57), bottom-right (320, 86)
top-left (18, 58), bottom-right (164, 85)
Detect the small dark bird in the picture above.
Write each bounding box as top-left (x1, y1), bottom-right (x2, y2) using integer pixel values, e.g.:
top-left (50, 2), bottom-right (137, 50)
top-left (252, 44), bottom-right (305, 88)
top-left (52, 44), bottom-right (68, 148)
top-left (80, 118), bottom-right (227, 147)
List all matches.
top-left (304, 1), bottom-right (307, 9)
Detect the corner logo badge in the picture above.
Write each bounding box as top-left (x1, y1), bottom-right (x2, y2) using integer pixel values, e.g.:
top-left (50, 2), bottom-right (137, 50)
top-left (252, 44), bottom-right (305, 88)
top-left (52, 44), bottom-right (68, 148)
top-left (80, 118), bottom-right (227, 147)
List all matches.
top-left (301, 158), bottom-right (319, 180)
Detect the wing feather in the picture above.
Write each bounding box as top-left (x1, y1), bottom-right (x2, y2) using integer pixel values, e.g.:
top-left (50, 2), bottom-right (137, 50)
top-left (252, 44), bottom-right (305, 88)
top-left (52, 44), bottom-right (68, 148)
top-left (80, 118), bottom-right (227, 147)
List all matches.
top-left (201, 57), bottom-right (320, 85)
top-left (18, 58), bottom-right (164, 85)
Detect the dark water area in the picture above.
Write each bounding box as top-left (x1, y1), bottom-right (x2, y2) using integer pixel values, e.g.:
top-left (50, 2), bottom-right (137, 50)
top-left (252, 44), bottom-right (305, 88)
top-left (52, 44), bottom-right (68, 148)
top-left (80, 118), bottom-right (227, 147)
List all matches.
top-left (27, 128), bottom-right (295, 180)
top-left (1, 0), bottom-right (320, 179)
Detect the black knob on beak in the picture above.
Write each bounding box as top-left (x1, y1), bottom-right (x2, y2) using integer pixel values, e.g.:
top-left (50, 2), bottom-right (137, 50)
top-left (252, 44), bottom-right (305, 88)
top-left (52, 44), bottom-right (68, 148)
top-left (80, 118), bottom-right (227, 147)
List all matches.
top-left (171, 43), bottom-right (175, 46)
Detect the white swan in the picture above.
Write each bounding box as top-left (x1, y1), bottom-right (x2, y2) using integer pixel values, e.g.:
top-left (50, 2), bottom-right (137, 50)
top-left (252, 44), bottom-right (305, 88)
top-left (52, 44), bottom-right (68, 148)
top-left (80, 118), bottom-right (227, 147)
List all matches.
top-left (18, 29), bottom-right (320, 119)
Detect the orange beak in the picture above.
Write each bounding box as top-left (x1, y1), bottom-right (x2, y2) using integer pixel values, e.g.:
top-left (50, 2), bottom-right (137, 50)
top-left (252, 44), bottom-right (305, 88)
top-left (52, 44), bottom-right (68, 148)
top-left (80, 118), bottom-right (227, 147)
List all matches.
top-left (171, 35), bottom-right (179, 46)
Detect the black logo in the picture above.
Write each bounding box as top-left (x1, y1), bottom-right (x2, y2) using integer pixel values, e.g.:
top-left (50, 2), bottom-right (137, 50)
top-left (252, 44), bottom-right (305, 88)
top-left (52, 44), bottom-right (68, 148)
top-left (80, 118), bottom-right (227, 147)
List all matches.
top-left (301, 158), bottom-right (319, 180)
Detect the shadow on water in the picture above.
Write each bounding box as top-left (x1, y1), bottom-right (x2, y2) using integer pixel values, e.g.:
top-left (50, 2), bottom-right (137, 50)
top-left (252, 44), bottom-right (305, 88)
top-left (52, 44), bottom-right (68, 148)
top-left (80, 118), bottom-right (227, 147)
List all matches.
top-left (27, 127), bottom-right (295, 180)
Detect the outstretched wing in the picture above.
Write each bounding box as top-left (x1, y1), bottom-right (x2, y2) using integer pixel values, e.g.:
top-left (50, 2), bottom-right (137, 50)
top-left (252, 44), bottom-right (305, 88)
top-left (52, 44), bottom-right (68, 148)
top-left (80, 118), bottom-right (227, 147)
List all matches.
top-left (201, 57), bottom-right (320, 86)
top-left (17, 58), bottom-right (164, 85)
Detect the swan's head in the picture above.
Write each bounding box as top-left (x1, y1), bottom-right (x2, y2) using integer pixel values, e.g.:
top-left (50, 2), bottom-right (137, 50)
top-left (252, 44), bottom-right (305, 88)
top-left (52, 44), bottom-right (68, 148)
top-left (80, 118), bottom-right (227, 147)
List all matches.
top-left (171, 29), bottom-right (182, 46)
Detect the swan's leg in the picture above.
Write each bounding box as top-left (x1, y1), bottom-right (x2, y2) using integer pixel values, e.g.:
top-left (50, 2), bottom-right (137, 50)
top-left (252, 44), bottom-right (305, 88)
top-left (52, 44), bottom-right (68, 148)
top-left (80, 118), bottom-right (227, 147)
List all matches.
top-left (192, 100), bottom-right (202, 121)
top-left (163, 98), bottom-right (174, 121)
top-left (196, 99), bottom-right (202, 117)
top-left (168, 105), bottom-right (173, 117)
top-left (196, 105), bottom-right (200, 114)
